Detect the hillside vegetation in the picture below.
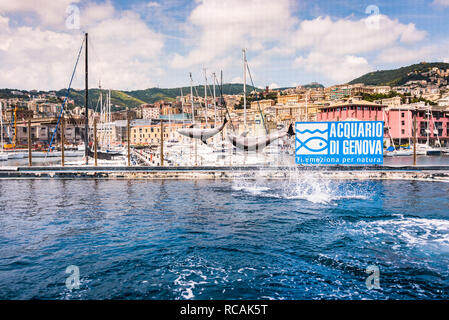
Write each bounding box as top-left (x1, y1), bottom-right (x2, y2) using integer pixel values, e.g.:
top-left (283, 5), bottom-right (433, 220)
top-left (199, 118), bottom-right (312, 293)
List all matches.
top-left (349, 62), bottom-right (449, 86)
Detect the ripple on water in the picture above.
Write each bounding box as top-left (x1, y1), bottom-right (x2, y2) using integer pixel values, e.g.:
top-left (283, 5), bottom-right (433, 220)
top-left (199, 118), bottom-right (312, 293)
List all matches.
top-left (0, 179), bottom-right (448, 299)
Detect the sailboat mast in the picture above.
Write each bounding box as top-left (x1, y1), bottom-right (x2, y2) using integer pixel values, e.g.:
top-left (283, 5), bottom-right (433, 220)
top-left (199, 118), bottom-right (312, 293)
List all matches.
top-left (213, 72), bottom-right (217, 127)
top-left (108, 88), bottom-right (111, 149)
top-left (427, 105), bottom-right (430, 146)
top-left (99, 81), bottom-right (103, 149)
top-left (190, 72), bottom-right (194, 125)
top-left (84, 32), bottom-right (89, 164)
top-left (398, 107), bottom-right (401, 148)
top-left (180, 88), bottom-right (185, 125)
top-left (243, 49), bottom-right (247, 129)
top-left (204, 68), bottom-right (208, 126)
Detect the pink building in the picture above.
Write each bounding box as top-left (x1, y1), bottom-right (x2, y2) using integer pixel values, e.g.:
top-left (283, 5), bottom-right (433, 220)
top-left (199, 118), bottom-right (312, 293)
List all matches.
top-left (317, 100), bottom-right (449, 146)
top-left (317, 99), bottom-right (386, 122)
top-left (377, 106), bottom-right (448, 145)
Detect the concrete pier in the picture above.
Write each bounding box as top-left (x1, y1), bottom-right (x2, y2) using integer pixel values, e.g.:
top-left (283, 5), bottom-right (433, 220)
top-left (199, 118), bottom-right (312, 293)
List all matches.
top-left (0, 165), bottom-right (448, 182)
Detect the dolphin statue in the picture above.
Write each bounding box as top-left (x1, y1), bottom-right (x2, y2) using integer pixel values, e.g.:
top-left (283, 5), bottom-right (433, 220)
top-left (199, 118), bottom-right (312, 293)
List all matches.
top-left (227, 124), bottom-right (294, 152)
top-left (177, 118), bottom-right (228, 144)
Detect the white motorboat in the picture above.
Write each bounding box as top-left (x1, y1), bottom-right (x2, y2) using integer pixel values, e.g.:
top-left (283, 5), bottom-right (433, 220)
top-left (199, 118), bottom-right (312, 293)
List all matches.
top-left (7, 152), bottom-right (26, 159)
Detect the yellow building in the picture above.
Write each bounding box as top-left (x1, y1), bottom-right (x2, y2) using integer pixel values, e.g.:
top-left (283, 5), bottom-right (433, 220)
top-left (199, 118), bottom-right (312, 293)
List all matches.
top-left (130, 122), bottom-right (220, 145)
top-left (131, 123), bottom-right (184, 145)
top-left (249, 99), bottom-right (275, 110)
top-left (277, 94), bottom-right (301, 105)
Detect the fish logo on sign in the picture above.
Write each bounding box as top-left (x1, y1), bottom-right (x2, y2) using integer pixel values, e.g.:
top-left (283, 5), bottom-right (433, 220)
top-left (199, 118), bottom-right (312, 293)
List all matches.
top-left (295, 123), bottom-right (329, 155)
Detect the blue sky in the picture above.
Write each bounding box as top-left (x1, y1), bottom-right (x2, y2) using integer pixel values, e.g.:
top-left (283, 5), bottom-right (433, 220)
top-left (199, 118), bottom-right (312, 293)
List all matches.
top-left (0, 0), bottom-right (448, 90)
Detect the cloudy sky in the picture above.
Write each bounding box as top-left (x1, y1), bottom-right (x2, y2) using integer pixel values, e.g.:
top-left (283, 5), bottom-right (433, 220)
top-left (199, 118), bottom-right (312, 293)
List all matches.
top-left (0, 0), bottom-right (448, 91)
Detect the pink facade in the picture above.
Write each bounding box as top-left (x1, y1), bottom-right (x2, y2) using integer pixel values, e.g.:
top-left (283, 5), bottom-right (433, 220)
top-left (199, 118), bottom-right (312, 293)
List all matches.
top-left (318, 103), bottom-right (384, 122)
top-left (317, 102), bottom-right (449, 145)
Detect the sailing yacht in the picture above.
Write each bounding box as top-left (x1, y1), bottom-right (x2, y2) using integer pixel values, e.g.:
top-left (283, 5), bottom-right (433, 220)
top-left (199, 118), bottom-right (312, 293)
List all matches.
top-left (420, 106), bottom-right (442, 155)
top-left (227, 49), bottom-right (293, 152)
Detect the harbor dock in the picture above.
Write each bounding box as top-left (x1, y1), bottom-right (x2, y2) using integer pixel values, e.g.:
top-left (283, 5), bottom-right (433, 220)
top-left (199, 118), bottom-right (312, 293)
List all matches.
top-left (1, 165), bottom-right (448, 182)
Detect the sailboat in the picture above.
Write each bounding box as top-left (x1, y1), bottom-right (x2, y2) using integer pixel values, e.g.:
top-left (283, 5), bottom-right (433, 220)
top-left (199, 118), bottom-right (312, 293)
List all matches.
top-left (176, 72), bottom-right (228, 144)
top-left (227, 49), bottom-right (294, 152)
top-left (394, 108), bottom-right (412, 156)
top-left (418, 105), bottom-right (442, 156)
top-left (80, 33), bottom-right (122, 161)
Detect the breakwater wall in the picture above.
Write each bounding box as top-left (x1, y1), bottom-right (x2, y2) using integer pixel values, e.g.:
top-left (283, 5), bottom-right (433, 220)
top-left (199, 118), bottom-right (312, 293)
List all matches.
top-left (0, 165), bottom-right (448, 182)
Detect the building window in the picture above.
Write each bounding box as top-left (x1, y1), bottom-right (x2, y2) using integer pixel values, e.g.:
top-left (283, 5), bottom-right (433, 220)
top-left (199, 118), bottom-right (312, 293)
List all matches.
top-left (401, 129), bottom-right (405, 134)
top-left (401, 112), bottom-right (405, 117)
top-left (401, 121), bottom-right (405, 126)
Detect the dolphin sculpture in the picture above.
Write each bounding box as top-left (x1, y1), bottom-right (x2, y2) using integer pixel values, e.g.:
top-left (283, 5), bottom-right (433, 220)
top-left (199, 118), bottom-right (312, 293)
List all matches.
top-left (227, 124), bottom-right (294, 152)
top-left (177, 118), bottom-right (228, 144)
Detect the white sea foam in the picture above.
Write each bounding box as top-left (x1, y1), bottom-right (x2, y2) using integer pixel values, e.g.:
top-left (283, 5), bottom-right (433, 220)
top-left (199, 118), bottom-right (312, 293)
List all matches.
top-left (173, 269), bottom-right (208, 300)
top-left (232, 172), bottom-right (369, 204)
top-left (350, 217), bottom-right (449, 248)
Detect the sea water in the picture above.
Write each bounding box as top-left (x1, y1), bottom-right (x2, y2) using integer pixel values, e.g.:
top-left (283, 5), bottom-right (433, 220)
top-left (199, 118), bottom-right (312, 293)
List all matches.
top-left (0, 178), bottom-right (448, 299)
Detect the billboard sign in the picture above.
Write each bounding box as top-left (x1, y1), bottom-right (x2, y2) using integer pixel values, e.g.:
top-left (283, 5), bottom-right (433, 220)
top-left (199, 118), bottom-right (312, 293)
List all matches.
top-left (295, 121), bottom-right (384, 165)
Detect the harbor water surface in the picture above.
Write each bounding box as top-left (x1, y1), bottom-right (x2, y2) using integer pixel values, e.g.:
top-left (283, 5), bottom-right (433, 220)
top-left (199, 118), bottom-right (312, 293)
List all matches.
top-left (1, 176), bottom-right (449, 299)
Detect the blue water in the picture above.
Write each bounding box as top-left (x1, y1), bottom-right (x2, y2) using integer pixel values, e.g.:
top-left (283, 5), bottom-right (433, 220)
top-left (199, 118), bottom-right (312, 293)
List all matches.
top-left (0, 177), bottom-right (448, 300)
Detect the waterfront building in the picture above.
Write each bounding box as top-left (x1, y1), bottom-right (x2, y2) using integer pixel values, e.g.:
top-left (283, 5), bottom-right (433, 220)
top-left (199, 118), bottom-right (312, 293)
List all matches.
top-left (317, 99), bottom-right (449, 146)
top-left (317, 99), bottom-right (385, 122)
top-left (384, 104), bottom-right (449, 145)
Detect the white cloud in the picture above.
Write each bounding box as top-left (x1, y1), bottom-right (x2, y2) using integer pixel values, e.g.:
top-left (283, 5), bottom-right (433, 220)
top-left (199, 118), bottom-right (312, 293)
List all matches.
top-left (171, 0), bottom-right (297, 69)
top-left (83, 1), bottom-right (115, 26)
top-left (268, 83), bottom-right (279, 89)
top-left (294, 53), bottom-right (372, 83)
top-left (0, 0), bottom-right (79, 27)
top-left (0, 3), bottom-right (165, 90)
top-left (147, 2), bottom-right (161, 8)
top-left (290, 14), bottom-right (427, 82)
top-left (376, 46), bottom-right (436, 64)
top-left (291, 15), bottom-right (426, 55)
top-left (433, 0), bottom-right (449, 7)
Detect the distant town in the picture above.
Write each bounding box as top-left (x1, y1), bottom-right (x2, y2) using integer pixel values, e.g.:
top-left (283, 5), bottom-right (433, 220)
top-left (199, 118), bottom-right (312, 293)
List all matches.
top-left (1, 62), bottom-right (449, 154)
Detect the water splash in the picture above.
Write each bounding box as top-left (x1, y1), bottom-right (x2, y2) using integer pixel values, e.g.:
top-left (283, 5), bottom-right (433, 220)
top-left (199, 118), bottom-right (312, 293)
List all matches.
top-left (232, 170), bottom-right (369, 204)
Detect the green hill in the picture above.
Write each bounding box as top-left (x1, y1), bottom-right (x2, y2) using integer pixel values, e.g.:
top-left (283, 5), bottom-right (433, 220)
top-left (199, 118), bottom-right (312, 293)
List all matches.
top-left (53, 89), bottom-right (146, 111)
top-left (0, 84), bottom-right (259, 111)
top-left (124, 83), bottom-right (259, 105)
top-left (348, 62), bottom-right (449, 86)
